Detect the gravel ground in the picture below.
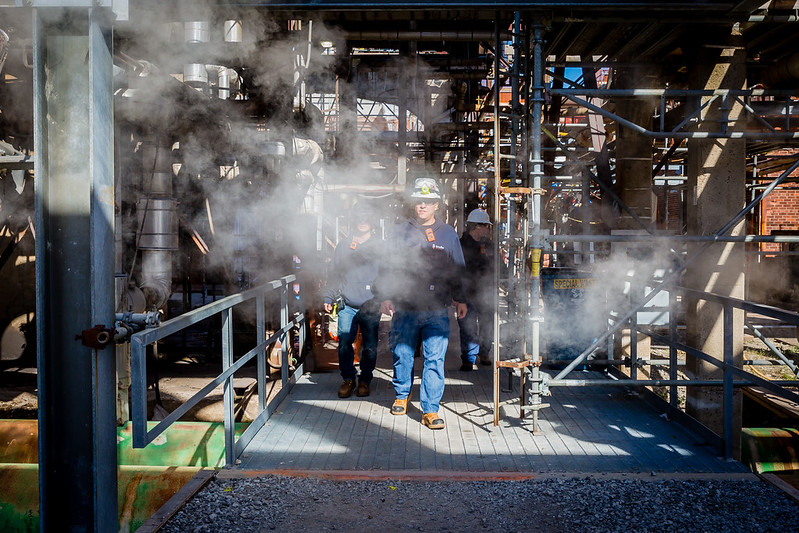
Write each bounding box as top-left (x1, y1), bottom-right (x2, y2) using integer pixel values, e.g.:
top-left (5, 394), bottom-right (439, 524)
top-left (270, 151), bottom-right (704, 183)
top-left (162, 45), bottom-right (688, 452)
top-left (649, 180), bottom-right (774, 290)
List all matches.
top-left (162, 474), bottom-right (798, 532)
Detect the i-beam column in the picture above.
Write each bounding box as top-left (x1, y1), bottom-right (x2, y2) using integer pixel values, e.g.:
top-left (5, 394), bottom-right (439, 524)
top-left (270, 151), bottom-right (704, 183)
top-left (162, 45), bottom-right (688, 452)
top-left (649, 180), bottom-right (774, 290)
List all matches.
top-left (32, 6), bottom-right (117, 530)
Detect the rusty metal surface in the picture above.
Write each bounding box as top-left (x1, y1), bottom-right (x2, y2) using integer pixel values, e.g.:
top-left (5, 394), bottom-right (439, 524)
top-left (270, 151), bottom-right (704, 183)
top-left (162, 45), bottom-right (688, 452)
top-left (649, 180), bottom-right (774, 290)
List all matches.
top-left (0, 464), bottom-right (207, 532)
top-left (0, 420), bottom-right (37, 463)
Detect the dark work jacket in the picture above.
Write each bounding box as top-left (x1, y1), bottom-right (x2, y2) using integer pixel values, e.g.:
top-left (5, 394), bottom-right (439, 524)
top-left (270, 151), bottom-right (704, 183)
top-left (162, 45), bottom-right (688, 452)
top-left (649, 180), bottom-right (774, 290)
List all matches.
top-left (460, 232), bottom-right (493, 306)
top-left (460, 232), bottom-right (492, 286)
top-left (323, 235), bottom-right (383, 308)
top-left (374, 217), bottom-right (466, 311)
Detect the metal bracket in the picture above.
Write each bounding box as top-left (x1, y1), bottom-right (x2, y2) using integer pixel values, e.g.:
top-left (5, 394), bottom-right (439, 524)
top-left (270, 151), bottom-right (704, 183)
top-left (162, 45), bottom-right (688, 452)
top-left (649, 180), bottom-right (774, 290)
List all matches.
top-left (76, 325), bottom-right (113, 350)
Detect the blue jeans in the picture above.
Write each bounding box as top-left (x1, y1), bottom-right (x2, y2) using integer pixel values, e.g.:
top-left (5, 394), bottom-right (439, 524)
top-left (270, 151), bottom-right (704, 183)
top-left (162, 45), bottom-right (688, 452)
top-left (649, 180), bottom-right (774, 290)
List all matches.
top-left (390, 308), bottom-right (450, 414)
top-left (457, 301), bottom-right (493, 364)
top-left (337, 304), bottom-right (379, 384)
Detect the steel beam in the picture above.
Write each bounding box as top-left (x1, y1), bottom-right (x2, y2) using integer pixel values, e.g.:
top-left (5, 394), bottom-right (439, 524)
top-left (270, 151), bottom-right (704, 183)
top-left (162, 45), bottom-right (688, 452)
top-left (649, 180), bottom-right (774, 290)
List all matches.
top-left (33, 7), bottom-right (117, 531)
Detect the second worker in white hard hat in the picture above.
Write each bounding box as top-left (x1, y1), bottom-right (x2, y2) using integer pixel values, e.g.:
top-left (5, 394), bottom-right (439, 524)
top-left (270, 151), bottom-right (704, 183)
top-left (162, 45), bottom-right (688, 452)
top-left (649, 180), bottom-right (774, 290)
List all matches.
top-left (458, 208), bottom-right (494, 370)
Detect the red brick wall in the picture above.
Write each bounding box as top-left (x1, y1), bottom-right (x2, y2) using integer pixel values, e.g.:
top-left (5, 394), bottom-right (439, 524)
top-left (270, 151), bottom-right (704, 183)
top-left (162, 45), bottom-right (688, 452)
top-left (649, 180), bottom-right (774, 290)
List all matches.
top-left (655, 188), bottom-right (683, 232)
top-left (760, 188), bottom-right (799, 254)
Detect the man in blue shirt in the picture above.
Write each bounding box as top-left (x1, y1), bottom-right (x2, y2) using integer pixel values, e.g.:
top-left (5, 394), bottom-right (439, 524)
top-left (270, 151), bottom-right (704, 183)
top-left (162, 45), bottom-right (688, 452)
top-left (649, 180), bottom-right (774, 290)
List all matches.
top-left (376, 178), bottom-right (467, 430)
top-left (323, 205), bottom-right (382, 398)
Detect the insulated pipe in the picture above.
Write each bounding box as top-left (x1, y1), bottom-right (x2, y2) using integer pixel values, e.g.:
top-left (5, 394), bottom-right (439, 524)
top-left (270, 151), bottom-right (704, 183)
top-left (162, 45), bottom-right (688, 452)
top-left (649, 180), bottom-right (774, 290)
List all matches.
top-left (760, 51), bottom-right (799, 88)
top-left (0, 29), bottom-right (8, 76)
top-left (347, 30), bottom-right (509, 41)
top-left (184, 21), bottom-right (210, 91)
top-left (138, 141), bottom-right (177, 310)
top-left (223, 20), bottom-right (243, 43)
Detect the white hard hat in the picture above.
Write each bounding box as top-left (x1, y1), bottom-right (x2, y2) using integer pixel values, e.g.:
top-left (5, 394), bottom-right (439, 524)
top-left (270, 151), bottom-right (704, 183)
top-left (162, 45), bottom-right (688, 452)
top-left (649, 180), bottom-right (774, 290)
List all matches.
top-left (466, 208), bottom-right (492, 225)
top-left (410, 177), bottom-right (441, 199)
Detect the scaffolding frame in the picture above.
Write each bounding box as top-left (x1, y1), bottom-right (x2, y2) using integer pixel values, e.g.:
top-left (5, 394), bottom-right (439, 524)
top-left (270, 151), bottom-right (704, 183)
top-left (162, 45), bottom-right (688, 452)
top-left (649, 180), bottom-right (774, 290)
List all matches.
top-left (480, 14), bottom-right (799, 459)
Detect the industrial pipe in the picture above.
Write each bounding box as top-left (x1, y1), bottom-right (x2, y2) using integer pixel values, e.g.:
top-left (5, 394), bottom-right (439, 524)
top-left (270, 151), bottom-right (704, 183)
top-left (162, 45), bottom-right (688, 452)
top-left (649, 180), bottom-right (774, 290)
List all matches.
top-left (0, 29), bottom-right (8, 76)
top-left (137, 141), bottom-right (178, 310)
top-left (760, 51), bottom-right (799, 88)
top-left (346, 30), bottom-right (509, 41)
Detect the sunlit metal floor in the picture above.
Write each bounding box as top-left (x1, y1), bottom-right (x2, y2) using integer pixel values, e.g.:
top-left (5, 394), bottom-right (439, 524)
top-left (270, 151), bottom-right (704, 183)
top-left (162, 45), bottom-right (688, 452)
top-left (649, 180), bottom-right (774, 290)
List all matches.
top-left (237, 333), bottom-right (747, 474)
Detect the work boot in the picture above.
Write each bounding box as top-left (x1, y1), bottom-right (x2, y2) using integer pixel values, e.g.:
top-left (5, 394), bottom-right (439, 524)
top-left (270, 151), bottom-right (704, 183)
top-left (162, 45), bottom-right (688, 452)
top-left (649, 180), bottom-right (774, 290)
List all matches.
top-left (356, 381), bottom-right (370, 397)
top-left (479, 355), bottom-right (492, 366)
top-left (338, 379), bottom-right (356, 398)
top-left (460, 362), bottom-right (478, 371)
top-left (421, 412), bottom-right (445, 430)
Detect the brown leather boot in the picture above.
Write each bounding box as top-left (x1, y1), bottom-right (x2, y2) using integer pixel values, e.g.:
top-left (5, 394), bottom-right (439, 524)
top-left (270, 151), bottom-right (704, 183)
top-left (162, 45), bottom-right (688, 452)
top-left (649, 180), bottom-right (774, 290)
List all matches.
top-left (338, 379), bottom-right (356, 398)
top-left (356, 382), bottom-right (370, 397)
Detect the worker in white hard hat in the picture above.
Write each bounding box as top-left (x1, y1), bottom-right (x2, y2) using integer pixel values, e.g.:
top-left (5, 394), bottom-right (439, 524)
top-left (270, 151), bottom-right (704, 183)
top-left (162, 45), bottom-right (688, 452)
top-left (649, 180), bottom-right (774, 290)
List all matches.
top-left (457, 208), bottom-right (494, 371)
top-left (374, 177), bottom-right (467, 430)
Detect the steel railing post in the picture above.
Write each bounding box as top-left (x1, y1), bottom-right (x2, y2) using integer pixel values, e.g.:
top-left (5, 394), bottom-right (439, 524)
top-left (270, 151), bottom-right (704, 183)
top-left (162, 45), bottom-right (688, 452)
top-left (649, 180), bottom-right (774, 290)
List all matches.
top-left (222, 307), bottom-right (235, 466)
top-left (723, 302), bottom-right (734, 460)
top-left (630, 312), bottom-right (638, 381)
top-left (281, 280), bottom-right (290, 387)
top-left (669, 288), bottom-right (678, 407)
top-left (257, 292), bottom-right (266, 412)
top-left (130, 336), bottom-right (148, 448)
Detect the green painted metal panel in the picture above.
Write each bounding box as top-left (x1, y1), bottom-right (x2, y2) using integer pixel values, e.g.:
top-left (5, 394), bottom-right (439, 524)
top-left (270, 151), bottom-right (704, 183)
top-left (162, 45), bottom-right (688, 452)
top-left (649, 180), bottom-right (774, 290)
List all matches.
top-left (0, 420), bottom-right (249, 467)
top-left (741, 428), bottom-right (799, 473)
top-left (117, 421), bottom-right (248, 467)
top-left (0, 420), bottom-right (249, 531)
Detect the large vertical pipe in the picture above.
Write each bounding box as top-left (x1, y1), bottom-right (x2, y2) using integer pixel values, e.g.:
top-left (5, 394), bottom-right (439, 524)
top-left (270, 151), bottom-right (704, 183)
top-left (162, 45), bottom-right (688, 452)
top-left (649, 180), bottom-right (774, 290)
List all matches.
top-left (527, 19), bottom-right (545, 432)
top-left (509, 12), bottom-right (521, 186)
top-left (492, 16), bottom-right (502, 426)
top-left (138, 140), bottom-right (177, 310)
top-left (33, 7), bottom-right (117, 530)
top-left (398, 43), bottom-right (409, 186)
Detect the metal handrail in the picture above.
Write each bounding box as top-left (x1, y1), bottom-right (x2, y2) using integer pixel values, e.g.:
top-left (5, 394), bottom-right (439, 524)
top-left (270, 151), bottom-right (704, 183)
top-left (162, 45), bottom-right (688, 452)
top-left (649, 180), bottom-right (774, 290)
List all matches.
top-left (599, 286), bottom-right (799, 460)
top-left (129, 274), bottom-right (306, 465)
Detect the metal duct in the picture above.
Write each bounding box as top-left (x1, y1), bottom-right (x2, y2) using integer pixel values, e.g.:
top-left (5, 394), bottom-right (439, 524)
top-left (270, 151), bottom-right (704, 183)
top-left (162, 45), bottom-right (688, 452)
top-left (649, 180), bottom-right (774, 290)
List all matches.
top-left (185, 21), bottom-right (210, 44)
top-left (223, 20), bottom-right (242, 43)
top-left (184, 63), bottom-right (209, 87)
top-left (184, 21), bottom-right (210, 90)
top-left (207, 65), bottom-right (239, 100)
top-left (137, 141), bottom-right (177, 310)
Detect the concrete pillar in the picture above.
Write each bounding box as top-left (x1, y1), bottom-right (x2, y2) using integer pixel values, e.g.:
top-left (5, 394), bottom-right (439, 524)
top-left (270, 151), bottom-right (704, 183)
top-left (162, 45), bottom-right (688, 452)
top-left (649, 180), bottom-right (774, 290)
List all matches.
top-left (613, 68), bottom-right (659, 361)
top-left (33, 7), bottom-right (117, 530)
top-left (615, 67), bottom-right (658, 232)
top-left (684, 26), bottom-right (746, 458)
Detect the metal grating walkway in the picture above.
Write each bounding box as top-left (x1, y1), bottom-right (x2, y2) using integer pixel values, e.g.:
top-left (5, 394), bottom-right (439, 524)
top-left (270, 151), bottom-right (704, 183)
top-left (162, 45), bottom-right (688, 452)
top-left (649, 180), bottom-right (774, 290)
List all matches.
top-left (237, 345), bottom-right (747, 475)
